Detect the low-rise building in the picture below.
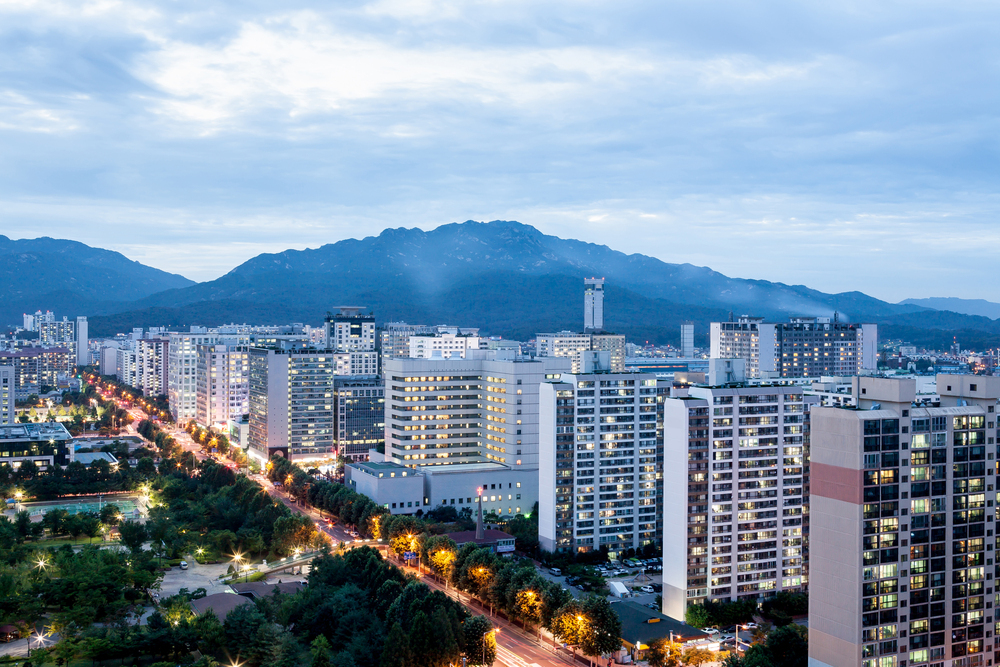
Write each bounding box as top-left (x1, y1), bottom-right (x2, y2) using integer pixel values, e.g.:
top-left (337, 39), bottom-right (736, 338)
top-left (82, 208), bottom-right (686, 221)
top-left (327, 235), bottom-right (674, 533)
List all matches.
top-left (0, 422), bottom-right (73, 469)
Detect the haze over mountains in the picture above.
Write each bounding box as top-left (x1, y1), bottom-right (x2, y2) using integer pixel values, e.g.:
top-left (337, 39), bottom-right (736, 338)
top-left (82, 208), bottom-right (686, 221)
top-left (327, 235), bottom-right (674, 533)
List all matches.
top-left (5, 221), bottom-right (1000, 348)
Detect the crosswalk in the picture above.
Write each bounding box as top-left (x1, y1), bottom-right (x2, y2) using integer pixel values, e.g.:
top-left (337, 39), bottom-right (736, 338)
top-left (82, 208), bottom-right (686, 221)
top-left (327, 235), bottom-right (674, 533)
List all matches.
top-left (496, 644), bottom-right (543, 667)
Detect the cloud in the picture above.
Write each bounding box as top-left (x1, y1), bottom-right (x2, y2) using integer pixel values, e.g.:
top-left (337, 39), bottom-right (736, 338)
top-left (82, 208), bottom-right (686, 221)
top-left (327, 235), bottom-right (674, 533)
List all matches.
top-left (0, 0), bottom-right (996, 303)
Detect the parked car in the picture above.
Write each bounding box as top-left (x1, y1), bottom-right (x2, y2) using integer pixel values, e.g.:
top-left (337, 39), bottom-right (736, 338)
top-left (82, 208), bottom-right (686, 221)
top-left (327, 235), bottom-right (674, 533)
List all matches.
top-left (640, 585), bottom-right (654, 593)
top-left (651, 584), bottom-right (663, 592)
top-left (745, 622), bottom-right (758, 630)
top-left (179, 561), bottom-right (189, 570)
top-left (550, 567), bottom-right (562, 576)
top-left (701, 628), bottom-right (719, 637)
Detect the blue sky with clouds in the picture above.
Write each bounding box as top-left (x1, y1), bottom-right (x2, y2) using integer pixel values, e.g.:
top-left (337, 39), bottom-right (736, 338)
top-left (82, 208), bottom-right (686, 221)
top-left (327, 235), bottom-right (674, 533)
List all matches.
top-left (0, 0), bottom-right (997, 301)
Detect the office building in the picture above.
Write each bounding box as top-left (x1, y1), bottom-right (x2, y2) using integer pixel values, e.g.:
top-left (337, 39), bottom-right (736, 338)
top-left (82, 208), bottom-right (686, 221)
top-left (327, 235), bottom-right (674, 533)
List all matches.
top-left (0, 422), bottom-right (74, 469)
top-left (409, 332), bottom-right (481, 359)
top-left (538, 365), bottom-right (660, 556)
top-left (247, 344), bottom-right (335, 462)
top-left (537, 331), bottom-right (626, 373)
top-left (584, 278), bottom-right (605, 332)
top-left (590, 334), bottom-right (627, 373)
top-left (661, 382), bottom-right (810, 620)
top-left (681, 322), bottom-right (695, 359)
top-left (167, 331), bottom-right (220, 422)
top-left (380, 322), bottom-right (433, 360)
top-left (711, 316), bottom-right (878, 379)
top-left (325, 307), bottom-right (376, 352)
top-left (334, 376), bottom-right (385, 461)
top-left (1, 365), bottom-right (13, 426)
top-left (333, 351), bottom-right (379, 376)
top-left (196, 344), bottom-right (250, 428)
top-left (376, 352), bottom-right (570, 517)
top-left (810, 375), bottom-right (1000, 667)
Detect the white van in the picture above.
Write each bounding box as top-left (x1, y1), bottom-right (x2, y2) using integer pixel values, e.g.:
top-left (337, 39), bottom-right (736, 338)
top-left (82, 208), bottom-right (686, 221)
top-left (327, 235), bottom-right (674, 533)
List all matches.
top-left (550, 567), bottom-right (562, 576)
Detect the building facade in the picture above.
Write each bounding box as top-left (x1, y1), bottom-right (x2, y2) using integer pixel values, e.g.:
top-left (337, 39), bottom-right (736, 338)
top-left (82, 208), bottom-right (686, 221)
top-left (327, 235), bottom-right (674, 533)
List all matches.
top-left (538, 371), bottom-right (660, 557)
top-left (810, 375), bottom-right (1000, 667)
top-left (247, 345), bottom-right (335, 462)
top-left (0, 422), bottom-right (74, 469)
top-left (661, 384), bottom-right (810, 620)
top-left (0, 365), bottom-right (13, 426)
top-left (408, 333), bottom-right (481, 359)
top-left (168, 331), bottom-right (220, 422)
top-left (136, 338), bottom-right (169, 397)
top-left (196, 344), bottom-right (250, 428)
top-left (711, 317), bottom-right (879, 379)
top-left (584, 277), bottom-right (605, 332)
top-left (334, 376), bottom-right (385, 461)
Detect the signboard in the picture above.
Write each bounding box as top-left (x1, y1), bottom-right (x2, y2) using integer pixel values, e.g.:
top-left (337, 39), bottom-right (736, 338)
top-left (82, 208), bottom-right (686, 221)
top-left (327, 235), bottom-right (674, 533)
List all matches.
top-left (403, 551), bottom-right (417, 560)
top-left (496, 543), bottom-right (515, 553)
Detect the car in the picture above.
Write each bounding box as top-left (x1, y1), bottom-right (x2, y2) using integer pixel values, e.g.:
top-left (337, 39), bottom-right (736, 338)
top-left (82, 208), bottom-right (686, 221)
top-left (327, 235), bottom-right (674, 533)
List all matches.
top-left (550, 568), bottom-right (562, 576)
top-left (745, 623), bottom-right (758, 630)
top-left (651, 584), bottom-right (663, 592)
top-left (179, 561), bottom-right (189, 570)
top-left (701, 628), bottom-right (719, 637)
top-left (640, 585), bottom-right (654, 593)
top-left (720, 635), bottom-right (735, 643)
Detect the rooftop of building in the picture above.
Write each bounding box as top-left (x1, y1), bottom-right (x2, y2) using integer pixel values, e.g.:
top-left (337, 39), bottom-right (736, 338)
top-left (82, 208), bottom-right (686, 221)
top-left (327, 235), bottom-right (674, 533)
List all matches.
top-left (230, 581), bottom-right (305, 598)
top-left (613, 600), bottom-right (707, 644)
top-left (445, 529), bottom-right (515, 545)
top-left (350, 461), bottom-right (420, 477)
top-left (189, 592), bottom-right (253, 618)
top-left (0, 422), bottom-right (72, 442)
top-left (74, 452), bottom-right (119, 467)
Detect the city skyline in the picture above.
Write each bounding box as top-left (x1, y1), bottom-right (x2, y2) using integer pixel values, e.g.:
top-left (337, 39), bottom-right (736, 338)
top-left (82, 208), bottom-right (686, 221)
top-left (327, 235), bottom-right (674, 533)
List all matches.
top-left (0, 1), bottom-right (997, 301)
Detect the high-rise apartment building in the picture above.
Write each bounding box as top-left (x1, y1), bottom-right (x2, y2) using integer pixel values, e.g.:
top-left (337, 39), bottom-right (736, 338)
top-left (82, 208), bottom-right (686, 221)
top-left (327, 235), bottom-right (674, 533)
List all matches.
top-left (39, 318), bottom-right (77, 361)
top-left (334, 377), bottom-right (385, 461)
top-left (136, 338), bottom-right (169, 397)
top-left (167, 331), bottom-right (220, 422)
top-left (0, 365), bottom-right (13, 425)
top-left (116, 346), bottom-right (139, 388)
top-left (247, 345), bottom-right (335, 462)
top-left (810, 375), bottom-right (1000, 667)
top-left (0, 347), bottom-right (73, 397)
top-left (538, 369), bottom-right (660, 556)
top-left (196, 344), bottom-right (250, 428)
top-left (711, 316), bottom-right (879, 379)
top-left (324, 308), bottom-right (378, 375)
top-left (661, 383), bottom-right (810, 620)
top-left (537, 331), bottom-right (626, 373)
top-left (584, 278), bottom-right (605, 332)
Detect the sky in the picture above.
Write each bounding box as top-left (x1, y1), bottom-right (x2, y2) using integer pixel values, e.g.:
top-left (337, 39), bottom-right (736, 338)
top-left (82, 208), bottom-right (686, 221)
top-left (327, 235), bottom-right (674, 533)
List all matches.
top-left (0, 0), bottom-right (998, 302)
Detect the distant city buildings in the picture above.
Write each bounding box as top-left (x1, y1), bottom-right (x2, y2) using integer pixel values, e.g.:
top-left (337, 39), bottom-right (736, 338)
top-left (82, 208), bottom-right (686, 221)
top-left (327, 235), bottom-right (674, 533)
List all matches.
top-left (536, 331), bottom-right (626, 373)
top-left (584, 277), bottom-right (605, 332)
top-left (0, 366), bottom-right (13, 426)
top-left (196, 344), bottom-right (250, 428)
top-left (710, 316), bottom-right (878, 378)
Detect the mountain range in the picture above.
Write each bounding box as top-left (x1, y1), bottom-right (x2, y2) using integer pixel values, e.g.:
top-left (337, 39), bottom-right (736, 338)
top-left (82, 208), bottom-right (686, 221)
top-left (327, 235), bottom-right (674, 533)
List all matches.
top-left (4, 221), bottom-right (1000, 349)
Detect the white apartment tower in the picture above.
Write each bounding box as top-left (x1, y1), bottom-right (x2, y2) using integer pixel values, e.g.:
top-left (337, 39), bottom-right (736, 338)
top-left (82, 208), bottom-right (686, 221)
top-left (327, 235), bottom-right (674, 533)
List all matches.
top-left (196, 344), bottom-right (250, 428)
top-left (536, 331), bottom-right (626, 373)
top-left (325, 308), bottom-right (378, 375)
top-left (136, 338), bottom-right (169, 397)
top-left (168, 331), bottom-right (220, 422)
top-left (661, 384), bottom-right (811, 620)
top-left (584, 278), bottom-right (605, 332)
top-left (538, 370), bottom-right (660, 557)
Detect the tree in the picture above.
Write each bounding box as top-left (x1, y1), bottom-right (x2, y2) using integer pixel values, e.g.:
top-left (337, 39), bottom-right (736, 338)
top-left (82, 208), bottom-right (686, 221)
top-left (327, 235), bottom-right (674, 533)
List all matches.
top-left (100, 503), bottom-right (122, 526)
top-left (579, 596), bottom-right (622, 661)
top-left (766, 624), bottom-right (807, 667)
top-left (381, 622), bottom-right (411, 667)
top-left (646, 638), bottom-right (684, 667)
top-left (310, 636), bottom-right (333, 667)
top-left (685, 604), bottom-right (711, 629)
top-left (464, 615), bottom-right (496, 667)
top-left (682, 648), bottom-right (714, 666)
top-left (119, 520), bottom-right (148, 552)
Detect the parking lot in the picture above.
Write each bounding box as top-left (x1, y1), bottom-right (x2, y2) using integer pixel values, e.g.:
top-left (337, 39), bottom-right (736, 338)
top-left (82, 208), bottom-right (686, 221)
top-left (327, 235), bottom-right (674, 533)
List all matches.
top-left (535, 557), bottom-right (665, 605)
